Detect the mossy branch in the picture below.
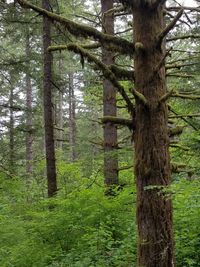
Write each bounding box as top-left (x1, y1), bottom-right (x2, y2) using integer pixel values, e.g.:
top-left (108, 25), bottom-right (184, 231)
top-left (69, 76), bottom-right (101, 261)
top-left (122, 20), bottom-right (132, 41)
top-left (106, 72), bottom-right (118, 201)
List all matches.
top-left (170, 144), bottom-right (189, 151)
top-left (171, 92), bottom-right (200, 100)
top-left (167, 73), bottom-right (194, 79)
top-left (65, 43), bottom-right (135, 115)
top-left (171, 162), bottom-right (193, 175)
top-left (169, 125), bottom-right (185, 137)
top-left (110, 65), bottom-right (134, 81)
top-left (132, 89), bottom-right (148, 107)
top-left (101, 116), bottom-right (133, 128)
top-left (17, 0), bottom-right (134, 56)
top-left (118, 165), bottom-right (133, 171)
top-left (49, 42), bottom-right (101, 52)
top-left (48, 45), bottom-right (67, 52)
top-left (169, 113), bottom-right (200, 119)
top-left (159, 89), bottom-right (174, 103)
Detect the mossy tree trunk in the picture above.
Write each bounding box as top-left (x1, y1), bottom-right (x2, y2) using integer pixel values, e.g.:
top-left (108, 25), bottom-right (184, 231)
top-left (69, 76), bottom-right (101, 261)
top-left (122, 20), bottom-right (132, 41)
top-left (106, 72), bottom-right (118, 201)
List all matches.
top-left (133, 2), bottom-right (175, 266)
top-left (101, 0), bottom-right (118, 186)
top-left (42, 0), bottom-right (57, 197)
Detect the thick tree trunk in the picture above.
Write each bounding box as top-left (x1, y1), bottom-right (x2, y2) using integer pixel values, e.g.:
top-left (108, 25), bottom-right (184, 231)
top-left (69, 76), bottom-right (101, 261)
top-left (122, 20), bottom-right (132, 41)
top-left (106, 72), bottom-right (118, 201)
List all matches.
top-left (25, 31), bottom-right (33, 175)
top-left (68, 72), bottom-right (77, 161)
top-left (101, 0), bottom-right (118, 186)
top-left (133, 3), bottom-right (175, 267)
top-left (42, 0), bottom-right (57, 197)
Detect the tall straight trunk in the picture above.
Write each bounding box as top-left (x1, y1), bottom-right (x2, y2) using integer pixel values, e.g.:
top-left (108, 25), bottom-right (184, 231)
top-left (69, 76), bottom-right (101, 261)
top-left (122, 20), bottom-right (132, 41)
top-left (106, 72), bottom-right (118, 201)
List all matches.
top-left (42, 0), bottom-right (57, 197)
top-left (9, 78), bottom-right (14, 174)
top-left (68, 72), bottom-right (76, 161)
top-left (101, 0), bottom-right (118, 186)
top-left (56, 58), bottom-right (64, 150)
top-left (133, 3), bottom-right (174, 266)
top-left (25, 31), bottom-right (33, 175)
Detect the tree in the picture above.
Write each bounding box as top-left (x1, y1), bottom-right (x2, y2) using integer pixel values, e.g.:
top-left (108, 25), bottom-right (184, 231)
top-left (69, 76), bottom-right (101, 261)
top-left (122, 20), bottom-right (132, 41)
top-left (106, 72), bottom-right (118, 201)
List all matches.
top-left (101, 0), bottom-right (118, 187)
top-left (15, 0), bottom-right (200, 265)
top-left (25, 30), bottom-right (33, 175)
top-left (42, 0), bottom-right (57, 197)
top-left (68, 72), bottom-right (77, 161)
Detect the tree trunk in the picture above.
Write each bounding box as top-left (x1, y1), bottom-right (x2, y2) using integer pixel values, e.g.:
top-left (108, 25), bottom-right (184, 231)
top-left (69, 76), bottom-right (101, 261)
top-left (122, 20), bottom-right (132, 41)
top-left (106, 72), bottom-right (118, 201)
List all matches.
top-left (42, 0), bottom-right (57, 197)
top-left (133, 3), bottom-right (175, 267)
top-left (68, 72), bottom-right (77, 161)
top-left (56, 58), bottom-right (64, 150)
top-left (25, 31), bottom-right (33, 175)
top-left (101, 0), bottom-right (118, 186)
top-left (9, 75), bottom-right (14, 174)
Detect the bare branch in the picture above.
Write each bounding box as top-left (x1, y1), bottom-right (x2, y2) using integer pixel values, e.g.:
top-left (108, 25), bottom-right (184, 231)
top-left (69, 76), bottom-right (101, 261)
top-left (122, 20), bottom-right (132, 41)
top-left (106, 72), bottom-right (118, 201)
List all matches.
top-left (158, 8), bottom-right (183, 45)
top-left (167, 34), bottom-right (200, 42)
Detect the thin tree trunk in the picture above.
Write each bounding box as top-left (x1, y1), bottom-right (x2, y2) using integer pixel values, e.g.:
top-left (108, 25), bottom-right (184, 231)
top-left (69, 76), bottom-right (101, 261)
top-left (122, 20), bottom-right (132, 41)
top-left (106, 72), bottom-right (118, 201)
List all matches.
top-left (25, 31), bottom-right (33, 175)
top-left (56, 58), bottom-right (64, 150)
top-left (9, 77), bottom-right (14, 174)
top-left (101, 0), bottom-right (118, 186)
top-left (68, 72), bottom-right (76, 161)
top-left (42, 0), bottom-right (57, 197)
top-left (133, 3), bottom-right (175, 266)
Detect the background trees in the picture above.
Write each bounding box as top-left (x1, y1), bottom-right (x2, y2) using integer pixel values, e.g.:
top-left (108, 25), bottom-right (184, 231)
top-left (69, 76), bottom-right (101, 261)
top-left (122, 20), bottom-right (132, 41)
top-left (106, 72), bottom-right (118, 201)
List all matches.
top-left (0, 0), bottom-right (200, 266)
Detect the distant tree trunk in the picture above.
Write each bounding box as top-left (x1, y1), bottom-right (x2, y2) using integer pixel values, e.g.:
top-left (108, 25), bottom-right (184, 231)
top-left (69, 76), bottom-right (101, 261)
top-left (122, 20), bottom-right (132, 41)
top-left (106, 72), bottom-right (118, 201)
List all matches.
top-left (133, 3), bottom-right (175, 266)
top-left (56, 58), bottom-right (64, 150)
top-left (25, 31), bottom-right (33, 175)
top-left (42, 0), bottom-right (57, 197)
top-left (68, 72), bottom-right (77, 161)
top-left (101, 0), bottom-right (118, 186)
top-left (9, 76), bottom-right (14, 174)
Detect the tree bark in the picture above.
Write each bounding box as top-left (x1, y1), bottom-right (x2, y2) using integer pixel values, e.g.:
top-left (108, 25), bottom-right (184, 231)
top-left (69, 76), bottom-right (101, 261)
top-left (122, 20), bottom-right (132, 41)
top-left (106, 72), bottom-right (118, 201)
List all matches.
top-left (101, 0), bottom-right (118, 186)
top-left (25, 31), bottom-right (33, 175)
top-left (133, 3), bottom-right (175, 266)
top-left (68, 72), bottom-right (77, 161)
top-left (42, 0), bottom-right (57, 197)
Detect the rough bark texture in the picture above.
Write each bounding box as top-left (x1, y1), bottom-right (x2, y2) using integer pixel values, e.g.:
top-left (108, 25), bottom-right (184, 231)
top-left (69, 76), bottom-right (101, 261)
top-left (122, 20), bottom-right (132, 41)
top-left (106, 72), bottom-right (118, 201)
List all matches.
top-left (133, 3), bottom-right (175, 267)
top-left (68, 72), bottom-right (77, 161)
top-left (25, 32), bottom-right (33, 175)
top-left (101, 0), bottom-right (118, 186)
top-left (42, 0), bottom-right (57, 197)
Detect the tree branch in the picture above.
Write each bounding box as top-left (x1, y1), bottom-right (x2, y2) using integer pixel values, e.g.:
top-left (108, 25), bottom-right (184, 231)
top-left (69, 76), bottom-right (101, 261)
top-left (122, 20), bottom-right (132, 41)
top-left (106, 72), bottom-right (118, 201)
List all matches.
top-left (167, 34), bottom-right (200, 42)
top-left (65, 43), bottom-right (135, 115)
top-left (157, 8), bottom-right (183, 45)
top-left (16, 0), bottom-right (134, 56)
top-left (110, 65), bottom-right (134, 81)
top-left (132, 88), bottom-right (148, 107)
top-left (169, 125), bottom-right (185, 137)
top-left (159, 89), bottom-right (174, 103)
top-left (101, 116), bottom-right (133, 128)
